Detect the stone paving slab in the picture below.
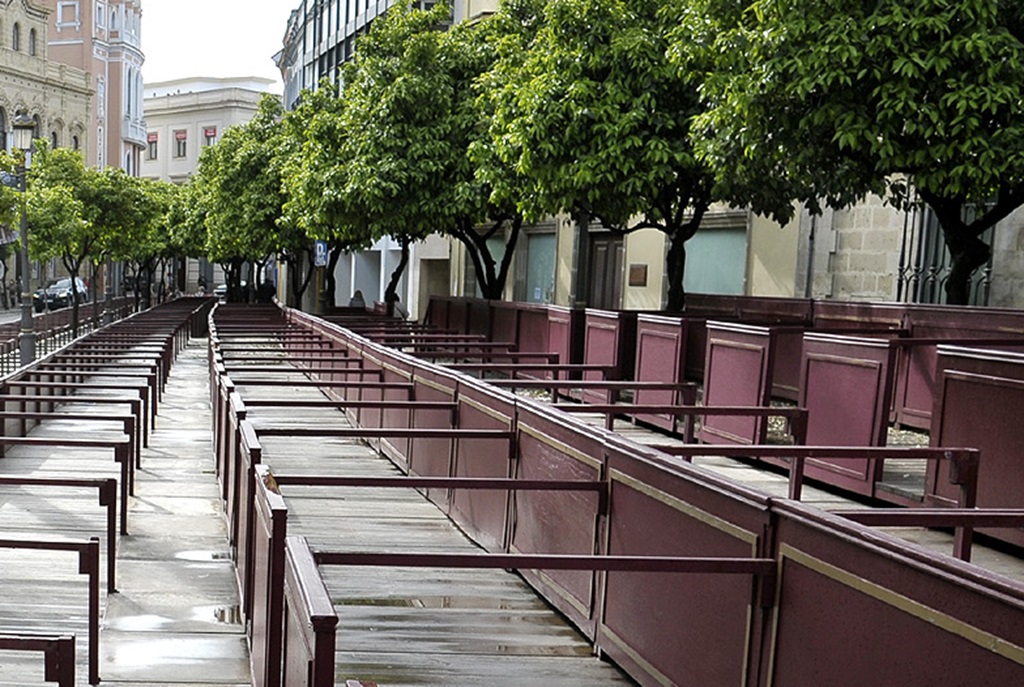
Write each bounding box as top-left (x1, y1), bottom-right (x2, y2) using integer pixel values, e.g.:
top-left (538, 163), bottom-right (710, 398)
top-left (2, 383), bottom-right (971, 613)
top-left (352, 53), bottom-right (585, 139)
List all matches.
top-left (100, 341), bottom-right (251, 685)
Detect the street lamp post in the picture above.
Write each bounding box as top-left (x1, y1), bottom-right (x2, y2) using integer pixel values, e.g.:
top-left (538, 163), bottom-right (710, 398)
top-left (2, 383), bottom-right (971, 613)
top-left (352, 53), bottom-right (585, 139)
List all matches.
top-left (12, 113), bottom-right (36, 367)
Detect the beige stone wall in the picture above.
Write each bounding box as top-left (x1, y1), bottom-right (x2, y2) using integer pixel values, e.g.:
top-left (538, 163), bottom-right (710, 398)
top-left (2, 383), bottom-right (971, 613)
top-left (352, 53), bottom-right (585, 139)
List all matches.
top-left (827, 194), bottom-right (903, 301)
top-left (988, 207), bottom-right (1024, 309)
top-left (622, 227), bottom-right (666, 310)
top-left (748, 210), bottom-right (799, 297)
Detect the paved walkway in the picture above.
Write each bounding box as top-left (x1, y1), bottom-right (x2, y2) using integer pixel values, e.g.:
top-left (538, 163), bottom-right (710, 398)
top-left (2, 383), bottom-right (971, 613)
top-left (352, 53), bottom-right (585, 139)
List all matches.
top-left (100, 340), bottom-right (250, 686)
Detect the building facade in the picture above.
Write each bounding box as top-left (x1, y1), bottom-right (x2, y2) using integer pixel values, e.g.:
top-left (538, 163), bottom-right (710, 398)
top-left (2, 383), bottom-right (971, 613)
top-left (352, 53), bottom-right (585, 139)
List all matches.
top-left (142, 76), bottom-right (274, 183)
top-left (0, 0), bottom-right (91, 154)
top-left (142, 76), bottom-right (274, 292)
top-left (276, 1), bottom-right (481, 320)
top-left (40, 0), bottom-right (144, 173)
top-left (0, 0), bottom-right (92, 297)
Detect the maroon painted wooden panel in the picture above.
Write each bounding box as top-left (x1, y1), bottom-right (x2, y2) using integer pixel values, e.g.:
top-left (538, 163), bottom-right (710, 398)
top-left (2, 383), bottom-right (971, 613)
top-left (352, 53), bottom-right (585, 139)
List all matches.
top-left (798, 334), bottom-right (895, 497)
top-left (684, 293), bottom-right (741, 318)
top-left (893, 335), bottom-right (1024, 431)
top-left (512, 400), bottom-right (604, 638)
top-left (700, 322), bottom-right (774, 444)
top-left (904, 303), bottom-right (1024, 339)
top-left (893, 342), bottom-right (941, 430)
top-left (929, 347), bottom-right (1024, 546)
top-left (281, 539), bottom-right (337, 687)
top-left (547, 306), bottom-right (583, 368)
top-left (769, 502), bottom-right (1024, 687)
top-left (251, 466), bottom-right (287, 687)
top-left (408, 367), bottom-right (458, 507)
top-left (811, 301), bottom-right (905, 330)
top-left (736, 296), bottom-right (813, 325)
top-left (236, 422), bottom-right (263, 625)
top-left (447, 299), bottom-right (470, 335)
top-left (600, 441), bottom-right (771, 687)
top-left (425, 296), bottom-right (451, 330)
top-left (582, 309), bottom-right (637, 404)
top-left (682, 317), bottom-right (711, 381)
top-left (352, 352), bottom-right (384, 435)
top-left (466, 298), bottom-right (492, 338)
top-left (490, 301), bottom-right (519, 348)
top-left (225, 396), bottom-right (246, 547)
top-left (633, 315), bottom-right (687, 432)
top-left (516, 305), bottom-right (550, 355)
top-left (449, 381), bottom-right (515, 551)
top-left (369, 346), bottom-right (416, 471)
top-left (772, 327), bottom-right (805, 402)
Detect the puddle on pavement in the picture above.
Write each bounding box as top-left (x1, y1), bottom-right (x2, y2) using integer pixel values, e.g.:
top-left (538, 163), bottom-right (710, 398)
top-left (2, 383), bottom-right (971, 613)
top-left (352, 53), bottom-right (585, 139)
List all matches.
top-left (174, 550), bottom-right (231, 562)
top-left (192, 604), bottom-right (242, 625)
top-left (107, 613), bottom-right (173, 631)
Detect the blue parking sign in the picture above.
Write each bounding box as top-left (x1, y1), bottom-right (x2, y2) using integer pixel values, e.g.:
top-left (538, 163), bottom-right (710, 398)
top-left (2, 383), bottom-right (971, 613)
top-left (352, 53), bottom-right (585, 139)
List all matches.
top-left (314, 240), bottom-right (328, 267)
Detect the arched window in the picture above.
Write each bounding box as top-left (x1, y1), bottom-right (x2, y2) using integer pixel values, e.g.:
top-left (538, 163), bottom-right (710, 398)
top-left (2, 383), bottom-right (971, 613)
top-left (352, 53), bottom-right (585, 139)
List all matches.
top-left (29, 29), bottom-right (36, 56)
top-left (12, 23), bottom-right (20, 52)
top-left (72, 135), bottom-right (80, 151)
top-left (51, 132), bottom-right (58, 149)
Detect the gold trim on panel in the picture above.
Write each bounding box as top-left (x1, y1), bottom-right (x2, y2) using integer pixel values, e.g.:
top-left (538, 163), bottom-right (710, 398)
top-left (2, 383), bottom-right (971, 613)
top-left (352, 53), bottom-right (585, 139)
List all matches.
top-left (510, 544), bottom-right (592, 616)
top-left (609, 469), bottom-right (759, 546)
top-left (415, 376), bottom-right (457, 397)
top-left (805, 352), bottom-right (883, 369)
top-left (599, 624), bottom-right (675, 687)
top-left (461, 395), bottom-right (512, 426)
top-left (380, 361), bottom-right (412, 380)
top-left (518, 423), bottom-right (603, 470)
top-left (766, 544), bottom-right (1024, 685)
top-left (709, 338), bottom-right (764, 353)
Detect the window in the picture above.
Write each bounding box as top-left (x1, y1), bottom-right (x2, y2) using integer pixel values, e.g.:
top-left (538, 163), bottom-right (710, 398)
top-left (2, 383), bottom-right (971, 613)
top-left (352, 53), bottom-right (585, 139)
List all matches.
top-left (72, 135), bottom-right (80, 151)
top-left (203, 127), bottom-right (217, 147)
top-left (147, 133), bottom-right (158, 160)
top-left (57, 2), bottom-right (81, 30)
top-left (12, 23), bottom-right (20, 51)
top-left (51, 132), bottom-right (58, 149)
top-left (96, 77), bottom-right (105, 118)
top-left (29, 29), bottom-right (36, 56)
top-left (96, 2), bottom-right (106, 28)
top-left (174, 130), bottom-right (187, 158)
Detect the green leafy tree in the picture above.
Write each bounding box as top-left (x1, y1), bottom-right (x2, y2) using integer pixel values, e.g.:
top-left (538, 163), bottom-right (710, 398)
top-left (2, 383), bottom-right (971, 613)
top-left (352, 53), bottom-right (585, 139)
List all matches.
top-left (484, 0), bottom-right (718, 310)
top-left (26, 145), bottom-right (98, 331)
top-left (690, 0), bottom-right (1024, 304)
top-left (306, 3), bottom-right (456, 305)
top-left (0, 153), bottom-right (27, 308)
top-left (192, 96), bottom-right (287, 302)
top-left (105, 176), bottom-right (176, 310)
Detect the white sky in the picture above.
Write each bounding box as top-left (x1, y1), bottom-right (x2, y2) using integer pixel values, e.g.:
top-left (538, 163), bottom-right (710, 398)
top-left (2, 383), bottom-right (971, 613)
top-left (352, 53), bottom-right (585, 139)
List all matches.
top-left (141, 0), bottom-right (299, 92)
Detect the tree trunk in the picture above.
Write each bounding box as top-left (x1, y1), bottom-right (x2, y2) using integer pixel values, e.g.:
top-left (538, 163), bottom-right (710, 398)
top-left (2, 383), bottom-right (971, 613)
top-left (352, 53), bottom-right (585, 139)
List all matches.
top-left (324, 244), bottom-right (345, 309)
top-left (384, 237), bottom-right (411, 315)
top-left (665, 235), bottom-right (687, 312)
top-left (943, 231), bottom-right (990, 305)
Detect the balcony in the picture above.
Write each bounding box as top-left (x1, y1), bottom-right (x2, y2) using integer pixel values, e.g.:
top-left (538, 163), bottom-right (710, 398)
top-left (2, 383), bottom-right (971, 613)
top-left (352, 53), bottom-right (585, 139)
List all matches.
top-left (122, 116), bottom-right (147, 147)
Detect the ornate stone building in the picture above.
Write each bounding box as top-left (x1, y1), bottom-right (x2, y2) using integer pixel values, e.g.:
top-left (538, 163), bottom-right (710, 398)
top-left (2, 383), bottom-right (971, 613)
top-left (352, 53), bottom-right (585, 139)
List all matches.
top-left (39, 0), bottom-right (144, 173)
top-left (0, 0), bottom-right (91, 155)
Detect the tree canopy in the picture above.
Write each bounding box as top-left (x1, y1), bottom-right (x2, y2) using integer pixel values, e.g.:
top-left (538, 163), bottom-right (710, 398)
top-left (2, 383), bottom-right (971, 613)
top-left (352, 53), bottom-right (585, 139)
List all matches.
top-left (482, 0), bottom-right (722, 310)
top-left (691, 0), bottom-right (1024, 304)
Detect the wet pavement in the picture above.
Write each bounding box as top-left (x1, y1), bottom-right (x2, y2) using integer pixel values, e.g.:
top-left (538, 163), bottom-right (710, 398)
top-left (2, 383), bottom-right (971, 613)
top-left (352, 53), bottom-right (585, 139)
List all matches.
top-left (100, 341), bottom-right (250, 686)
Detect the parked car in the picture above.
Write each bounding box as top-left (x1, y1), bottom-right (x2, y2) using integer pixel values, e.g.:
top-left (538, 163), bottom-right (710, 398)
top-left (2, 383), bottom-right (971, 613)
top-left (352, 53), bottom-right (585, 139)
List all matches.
top-left (33, 277), bottom-right (89, 312)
